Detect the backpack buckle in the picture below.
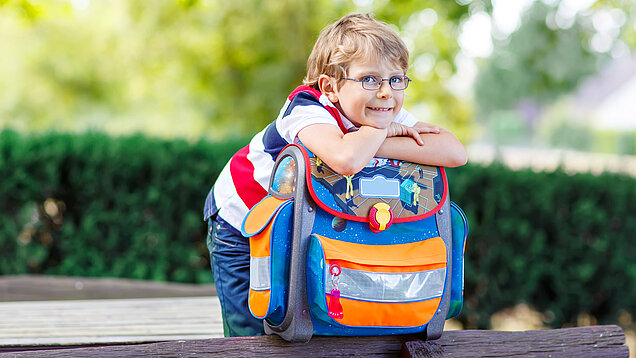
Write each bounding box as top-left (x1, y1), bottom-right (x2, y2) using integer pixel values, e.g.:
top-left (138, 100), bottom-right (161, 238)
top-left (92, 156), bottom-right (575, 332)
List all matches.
top-left (369, 202), bottom-right (393, 233)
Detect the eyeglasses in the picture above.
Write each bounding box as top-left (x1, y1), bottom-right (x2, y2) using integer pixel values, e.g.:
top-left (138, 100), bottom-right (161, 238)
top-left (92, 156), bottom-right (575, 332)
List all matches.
top-left (340, 75), bottom-right (411, 90)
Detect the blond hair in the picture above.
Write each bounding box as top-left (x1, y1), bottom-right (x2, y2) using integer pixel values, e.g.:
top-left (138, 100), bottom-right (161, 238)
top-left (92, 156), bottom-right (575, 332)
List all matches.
top-left (303, 13), bottom-right (409, 90)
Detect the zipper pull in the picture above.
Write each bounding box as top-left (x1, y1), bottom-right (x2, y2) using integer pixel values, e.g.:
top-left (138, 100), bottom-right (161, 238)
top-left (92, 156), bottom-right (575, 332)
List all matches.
top-left (328, 263), bottom-right (344, 320)
top-left (328, 288), bottom-right (343, 320)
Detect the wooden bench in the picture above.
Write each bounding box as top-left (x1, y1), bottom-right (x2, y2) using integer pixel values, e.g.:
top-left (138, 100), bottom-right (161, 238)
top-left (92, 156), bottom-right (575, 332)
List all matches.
top-left (0, 296), bottom-right (224, 348)
top-left (0, 325), bottom-right (629, 357)
top-left (0, 276), bottom-right (629, 356)
top-left (0, 275), bottom-right (222, 350)
top-left (0, 275), bottom-right (216, 301)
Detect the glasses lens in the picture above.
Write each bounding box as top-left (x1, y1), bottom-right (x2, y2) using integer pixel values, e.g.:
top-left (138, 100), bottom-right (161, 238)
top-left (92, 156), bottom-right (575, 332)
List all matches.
top-left (390, 76), bottom-right (409, 90)
top-left (361, 76), bottom-right (381, 90)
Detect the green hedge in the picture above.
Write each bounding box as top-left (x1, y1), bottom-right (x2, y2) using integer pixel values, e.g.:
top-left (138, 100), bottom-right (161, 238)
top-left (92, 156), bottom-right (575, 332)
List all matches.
top-left (446, 165), bottom-right (636, 329)
top-left (0, 130), bottom-right (247, 284)
top-left (1, 130), bottom-right (635, 330)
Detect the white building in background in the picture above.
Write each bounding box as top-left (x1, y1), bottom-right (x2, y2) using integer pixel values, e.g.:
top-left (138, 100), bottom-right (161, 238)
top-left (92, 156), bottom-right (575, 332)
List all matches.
top-left (575, 54), bottom-right (636, 131)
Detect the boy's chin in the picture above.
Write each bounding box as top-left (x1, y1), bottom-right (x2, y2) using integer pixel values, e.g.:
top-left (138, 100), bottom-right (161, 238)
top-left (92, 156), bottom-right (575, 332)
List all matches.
top-left (350, 115), bottom-right (394, 129)
top-left (367, 116), bottom-right (394, 129)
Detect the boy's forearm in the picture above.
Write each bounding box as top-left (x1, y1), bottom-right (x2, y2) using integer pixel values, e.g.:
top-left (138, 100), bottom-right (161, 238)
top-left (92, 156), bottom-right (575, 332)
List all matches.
top-left (375, 129), bottom-right (467, 167)
top-left (299, 124), bottom-right (388, 175)
top-left (336, 126), bottom-right (388, 172)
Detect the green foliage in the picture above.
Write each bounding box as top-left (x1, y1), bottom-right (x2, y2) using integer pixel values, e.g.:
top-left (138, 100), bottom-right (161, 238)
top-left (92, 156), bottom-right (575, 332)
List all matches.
top-left (447, 164), bottom-right (636, 329)
top-left (485, 110), bottom-right (528, 145)
top-left (0, 130), bottom-right (247, 283)
top-left (370, 1), bottom-right (474, 138)
top-left (474, 1), bottom-right (636, 149)
top-left (0, 0), bottom-right (472, 141)
top-left (537, 100), bottom-right (636, 155)
top-left (594, 0), bottom-right (636, 48)
top-left (475, 1), bottom-right (605, 118)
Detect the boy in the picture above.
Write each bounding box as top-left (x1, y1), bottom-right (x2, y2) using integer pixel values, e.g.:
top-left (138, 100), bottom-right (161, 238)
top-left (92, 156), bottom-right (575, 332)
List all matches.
top-left (204, 13), bottom-right (467, 337)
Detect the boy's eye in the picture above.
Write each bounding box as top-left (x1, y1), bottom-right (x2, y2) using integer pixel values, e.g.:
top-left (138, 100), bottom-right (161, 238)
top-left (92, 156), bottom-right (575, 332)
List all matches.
top-left (361, 76), bottom-right (380, 84)
top-left (390, 76), bottom-right (404, 84)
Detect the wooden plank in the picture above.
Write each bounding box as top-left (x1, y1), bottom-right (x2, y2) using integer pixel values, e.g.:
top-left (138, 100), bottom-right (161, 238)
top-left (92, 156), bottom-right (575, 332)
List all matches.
top-left (402, 325), bottom-right (629, 358)
top-left (0, 325), bottom-right (628, 357)
top-left (0, 297), bottom-right (224, 347)
top-left (0, 275), bottom-right (216, 301)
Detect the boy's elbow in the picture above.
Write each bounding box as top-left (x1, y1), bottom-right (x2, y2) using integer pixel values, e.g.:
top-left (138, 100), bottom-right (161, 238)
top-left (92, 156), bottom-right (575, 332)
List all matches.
top-left (434, 130), bottom-right (467, 167)
top-left (331, 161), bottom-right (363, 176)
top-left (328, 154), bottom-right (365, 175)
top-left (445, 148), bottom-right (468, 167)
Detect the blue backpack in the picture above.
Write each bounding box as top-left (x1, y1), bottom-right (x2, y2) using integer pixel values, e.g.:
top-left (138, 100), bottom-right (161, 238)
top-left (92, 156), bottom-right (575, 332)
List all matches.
top-left (241, 144), bottom-right (468, 342)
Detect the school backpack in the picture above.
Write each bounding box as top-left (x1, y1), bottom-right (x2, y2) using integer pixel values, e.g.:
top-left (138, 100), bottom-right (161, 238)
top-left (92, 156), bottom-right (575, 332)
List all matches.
top-left (240, 143), bottom-right (468, 342)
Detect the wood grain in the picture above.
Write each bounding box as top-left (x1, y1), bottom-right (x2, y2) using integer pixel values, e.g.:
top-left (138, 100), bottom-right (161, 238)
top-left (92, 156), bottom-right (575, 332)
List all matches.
top-left (1, 326), bottom-right (628, 357)
top-left (0, 297), bottom-right (223, 347)
top-left (0, 275), bottom-right (216, 302)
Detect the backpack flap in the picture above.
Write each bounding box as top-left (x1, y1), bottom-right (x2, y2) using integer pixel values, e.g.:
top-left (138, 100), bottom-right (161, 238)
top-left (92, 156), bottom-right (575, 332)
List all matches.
top-left (300, 147), bottom-right (448, 231)
top-left (241, 195), bottom-right (291, 237)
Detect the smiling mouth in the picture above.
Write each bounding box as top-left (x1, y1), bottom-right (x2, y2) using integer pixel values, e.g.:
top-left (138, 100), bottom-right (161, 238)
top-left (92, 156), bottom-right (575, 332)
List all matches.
top-left (368, 107), bottom-right (392, 111)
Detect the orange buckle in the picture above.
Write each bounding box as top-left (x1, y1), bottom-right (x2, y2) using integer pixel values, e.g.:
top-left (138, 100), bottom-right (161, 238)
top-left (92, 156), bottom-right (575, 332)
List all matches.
top-left (369, 202), bottom-right (393, 233)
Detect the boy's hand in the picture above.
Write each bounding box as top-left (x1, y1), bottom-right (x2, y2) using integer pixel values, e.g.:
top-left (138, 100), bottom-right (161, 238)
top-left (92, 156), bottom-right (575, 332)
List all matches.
top-left (412, 121), bottom-right (441, 134)
top-left (387, 123), bottom-right (424, 145)
top-left (387, 122), bottom-right (440, 146)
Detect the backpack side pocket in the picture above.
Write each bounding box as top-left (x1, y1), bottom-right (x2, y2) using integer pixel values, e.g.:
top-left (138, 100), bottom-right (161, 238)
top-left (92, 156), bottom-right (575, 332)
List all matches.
top-left (241, 195), bottom-right (293, 325)
top-left (447, 201), bottom-right (469, 319)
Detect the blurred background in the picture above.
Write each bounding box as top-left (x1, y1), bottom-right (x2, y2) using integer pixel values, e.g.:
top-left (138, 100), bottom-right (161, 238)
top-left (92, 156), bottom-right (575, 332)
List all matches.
top-left (2, 0), bottom-right (636, 349)
top-left (3, 0), bottom-right (636, 154)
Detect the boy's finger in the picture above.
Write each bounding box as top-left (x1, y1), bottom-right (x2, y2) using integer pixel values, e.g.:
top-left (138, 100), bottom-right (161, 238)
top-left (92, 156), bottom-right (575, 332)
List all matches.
top-left (416, 124), bottom-right (440, 134)
top-left (423, 126), bottom-right (440, 134)
top-left (411, 129), bottom-right (424, 145)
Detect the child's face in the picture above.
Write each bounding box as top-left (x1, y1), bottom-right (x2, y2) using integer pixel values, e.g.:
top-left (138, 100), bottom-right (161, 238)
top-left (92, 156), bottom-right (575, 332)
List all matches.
top-left (330, 58), bottom-right (406, 129)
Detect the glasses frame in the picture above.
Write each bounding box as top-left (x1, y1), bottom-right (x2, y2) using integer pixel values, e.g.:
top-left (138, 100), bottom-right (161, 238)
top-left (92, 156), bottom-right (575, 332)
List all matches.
top-left (340, 75), bottom-right (412, 91)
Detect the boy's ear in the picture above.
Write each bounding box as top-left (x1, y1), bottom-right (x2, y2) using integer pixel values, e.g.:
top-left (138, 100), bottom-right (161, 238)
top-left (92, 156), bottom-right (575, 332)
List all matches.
top-left (318, 75), bottom-right (339, 103)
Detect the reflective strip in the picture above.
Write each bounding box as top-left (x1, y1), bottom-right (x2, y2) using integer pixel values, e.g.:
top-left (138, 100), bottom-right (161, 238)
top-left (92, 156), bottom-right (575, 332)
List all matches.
top-left (250, 256), bottom-right (271, 291)
top-left (326, 266), bottom-right (446, 303)
top-left (316, 234), bottom-right (447, 268)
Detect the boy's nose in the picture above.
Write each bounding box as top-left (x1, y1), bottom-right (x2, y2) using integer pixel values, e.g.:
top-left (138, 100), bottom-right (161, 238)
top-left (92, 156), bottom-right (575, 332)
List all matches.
top-left (377, 81), bottom-right (393, 99)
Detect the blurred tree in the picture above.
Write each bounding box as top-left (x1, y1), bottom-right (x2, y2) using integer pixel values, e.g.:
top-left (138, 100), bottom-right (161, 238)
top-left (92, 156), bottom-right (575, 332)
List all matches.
top-left (0, 0), bottom-right (472, 140)
top-left (473, 0), bottom-right (636, 144)
top-left (475, 2), bottom-right (604, 118)
top-left (371, 1), bottom-right (474, 140)
top-left (601, 0), bottom-right (636, 46)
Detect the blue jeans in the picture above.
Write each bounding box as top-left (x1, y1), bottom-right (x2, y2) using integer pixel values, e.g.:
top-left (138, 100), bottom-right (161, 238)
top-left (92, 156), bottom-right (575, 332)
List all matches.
top-left (207, 217), bottom-right (265, 337)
